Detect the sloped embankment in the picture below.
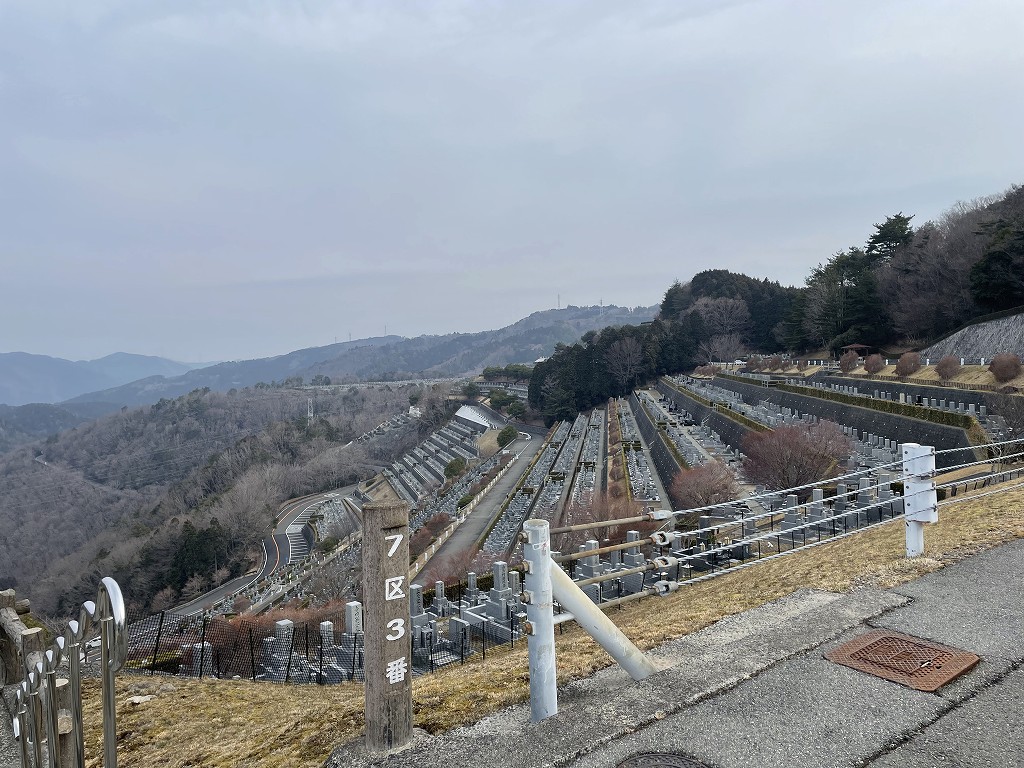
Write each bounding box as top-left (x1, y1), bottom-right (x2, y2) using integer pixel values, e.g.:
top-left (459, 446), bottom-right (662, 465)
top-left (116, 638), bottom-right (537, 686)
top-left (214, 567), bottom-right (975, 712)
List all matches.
top-left (924, 312), bottom-right (1024, 360)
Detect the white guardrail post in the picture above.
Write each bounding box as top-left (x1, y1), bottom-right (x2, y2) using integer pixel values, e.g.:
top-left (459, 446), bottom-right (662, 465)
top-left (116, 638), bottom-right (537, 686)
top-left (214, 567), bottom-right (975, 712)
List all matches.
top-left (522, 518), bottom-right (658, 723)
top-left (902, 442), bottom-right (937, 558)
top-left (522, 519), bottom-right (558, 722)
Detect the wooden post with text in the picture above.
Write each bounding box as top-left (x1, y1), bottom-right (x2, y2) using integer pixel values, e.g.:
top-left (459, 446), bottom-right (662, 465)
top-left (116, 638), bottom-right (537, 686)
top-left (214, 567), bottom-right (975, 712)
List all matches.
top-left (361, 501), bottom-right (413, 752)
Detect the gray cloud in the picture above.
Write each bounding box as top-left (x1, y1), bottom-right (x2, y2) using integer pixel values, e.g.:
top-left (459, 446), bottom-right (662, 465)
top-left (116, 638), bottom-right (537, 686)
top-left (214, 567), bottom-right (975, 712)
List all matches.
top-left (2, 0), bottom-right (1023, 361)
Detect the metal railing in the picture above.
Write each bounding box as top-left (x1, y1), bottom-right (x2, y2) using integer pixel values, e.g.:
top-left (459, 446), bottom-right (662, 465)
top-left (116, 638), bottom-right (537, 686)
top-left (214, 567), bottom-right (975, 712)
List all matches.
top-left (12, 577), bottom-right (127, 768)
top-left (521, 442), bottom-right (959, 720)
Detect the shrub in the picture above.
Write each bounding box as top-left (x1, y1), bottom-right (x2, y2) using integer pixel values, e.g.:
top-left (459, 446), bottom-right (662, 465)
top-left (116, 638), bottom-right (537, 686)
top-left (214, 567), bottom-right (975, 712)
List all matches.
top-left (497, 424), bottom-right (517, 448)
top-left (444, 456), bottom-right (467, 479)
top-left (895, 352), bottom-right (921, 377)
top-left (839, 350), bottom-right (859, 373)
top-left (989, 353), bottom-right (1022, 383)
top-left (767, 355), bottom-right (783, 371)
top-left (936, 355), bottom-right (961, 380)
top-left (796, 359), bottom-right (809, 372)
top-left (863, 354), bottom-right (884, 374)
top-left (747, 355), bottom-right (764, 371)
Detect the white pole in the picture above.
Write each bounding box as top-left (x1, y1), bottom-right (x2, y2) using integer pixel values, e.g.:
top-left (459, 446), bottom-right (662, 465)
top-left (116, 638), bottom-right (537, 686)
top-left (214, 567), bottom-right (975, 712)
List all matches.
top-left (522, 520), bottom-right (558, 722)
top-left (548, 563), bottom-right (658, 682)
top-left (902, 443), bottom-right (937, 558)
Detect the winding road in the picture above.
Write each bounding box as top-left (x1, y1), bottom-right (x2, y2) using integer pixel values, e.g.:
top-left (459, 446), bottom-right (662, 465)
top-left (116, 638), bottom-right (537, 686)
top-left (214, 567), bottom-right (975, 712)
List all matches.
top-left (168, 484), bottom-right (362, 617)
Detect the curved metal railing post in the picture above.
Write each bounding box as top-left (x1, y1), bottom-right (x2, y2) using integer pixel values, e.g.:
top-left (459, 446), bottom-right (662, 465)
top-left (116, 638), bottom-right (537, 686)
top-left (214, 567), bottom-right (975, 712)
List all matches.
top-left (9, 577), bottom-right (126, 768)
top-left (43, 643), bottom-right (63, 768)
top-left (97, 577), bottom-right (127, 768)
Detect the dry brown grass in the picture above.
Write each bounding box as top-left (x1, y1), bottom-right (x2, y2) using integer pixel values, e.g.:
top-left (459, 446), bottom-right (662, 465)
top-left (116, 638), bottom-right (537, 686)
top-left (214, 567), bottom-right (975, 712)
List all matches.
top-left (82, 481), bottom-right (1024, 768)
top-left (846, 363), bottom-right (1024, 389)
top-left (475, 428), bottom-right (500, 459)
top-left (365, 479), bottom-right (400, 503)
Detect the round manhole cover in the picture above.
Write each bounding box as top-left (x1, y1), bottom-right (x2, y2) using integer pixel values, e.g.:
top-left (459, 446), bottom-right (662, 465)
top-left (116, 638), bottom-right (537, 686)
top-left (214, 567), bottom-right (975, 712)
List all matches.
top-left (616, 754), bottom-right (710, 768)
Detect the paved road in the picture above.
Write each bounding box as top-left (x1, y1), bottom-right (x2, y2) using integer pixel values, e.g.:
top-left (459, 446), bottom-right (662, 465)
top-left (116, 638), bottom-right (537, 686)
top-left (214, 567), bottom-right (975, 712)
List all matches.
top-left (413, 427), bottom-right (547, 586)
top-left (330, 537), bottom-right (1024, 768)
top-left (165, 485), bottom-right (361, 617)
top-left (258, 484), bottom-right (360, 577)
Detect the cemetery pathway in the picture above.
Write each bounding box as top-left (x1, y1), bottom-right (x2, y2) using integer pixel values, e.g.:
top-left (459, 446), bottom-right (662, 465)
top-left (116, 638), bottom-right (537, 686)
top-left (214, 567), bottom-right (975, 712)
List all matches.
top-left (331, 537), bottom-right (1024, 768)
top-left (412, 427), bottom-right (547, 586)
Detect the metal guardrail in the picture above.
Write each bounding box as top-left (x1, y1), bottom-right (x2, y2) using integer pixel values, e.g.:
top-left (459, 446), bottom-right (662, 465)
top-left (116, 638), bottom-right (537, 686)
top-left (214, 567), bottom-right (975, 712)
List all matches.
top-left (521, 444), bottom-right (944, 720)
top-left (12, 577), bottom-right (127, 768)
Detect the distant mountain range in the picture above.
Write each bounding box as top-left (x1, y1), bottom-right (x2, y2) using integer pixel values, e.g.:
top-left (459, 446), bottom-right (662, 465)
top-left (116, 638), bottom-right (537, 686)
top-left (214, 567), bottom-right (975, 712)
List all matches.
top-left (0, 352), bottom-right (212, 406)
top-left (3, 305), bottom-right (656, 413)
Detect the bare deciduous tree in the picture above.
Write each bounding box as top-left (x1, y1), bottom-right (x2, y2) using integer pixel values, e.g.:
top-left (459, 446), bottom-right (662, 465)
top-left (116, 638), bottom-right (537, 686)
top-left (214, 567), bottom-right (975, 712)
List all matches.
top-left (895, 352), bottom-right (922, 377)
top-left (742, 421), bottom-right (852, 492)
top-left (150, 586), bottom-right (178, 613)
top-left (990, 353), bottom-right (1023, 383)
top-left (605, 337), bottom-right (645, 389)
top-left (668, 460), bottom-right (740, 524)
top-left (179, 573), bottom-right (208, 603)
top-left (697, 334), bottom-right (746, 365)
top-left (689, 296), bottom-right (751, 337)
top-left (877, 196), bottom-right (995, 339)
top-left (557, 492), bottom-right (643, 552)
top-left (864, 354), bottom-right (885, 374)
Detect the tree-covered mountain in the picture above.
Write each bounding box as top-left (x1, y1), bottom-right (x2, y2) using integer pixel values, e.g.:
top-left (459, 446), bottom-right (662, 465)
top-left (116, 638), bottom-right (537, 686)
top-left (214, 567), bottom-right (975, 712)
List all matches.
top-left (62, 305), bottom-right (656, 410)
top-left (0, 403), bottom-right (95, 454)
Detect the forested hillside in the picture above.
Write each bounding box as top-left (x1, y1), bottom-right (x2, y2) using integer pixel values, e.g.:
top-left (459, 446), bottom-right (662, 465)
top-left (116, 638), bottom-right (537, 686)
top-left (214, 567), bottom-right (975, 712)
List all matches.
top-left (0, 403), bottom-right (93, 453)
top-left (530, 184), bottom-right (1024, 421)
top-left (63, 305), bottom-right (656, 410)
top-left (780, 185), bottom-right (1024, 350)
top-left (0, 382), bottom-right (449, 615)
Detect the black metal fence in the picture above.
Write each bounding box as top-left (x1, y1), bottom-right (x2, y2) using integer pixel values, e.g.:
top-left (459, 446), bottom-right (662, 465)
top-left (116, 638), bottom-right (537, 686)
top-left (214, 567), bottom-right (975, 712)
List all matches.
top-left (121, 604), bottom-right (523, 683)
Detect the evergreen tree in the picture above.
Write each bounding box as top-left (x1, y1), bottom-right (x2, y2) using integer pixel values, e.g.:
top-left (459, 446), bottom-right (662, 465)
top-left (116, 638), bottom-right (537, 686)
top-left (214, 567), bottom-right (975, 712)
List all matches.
top-left (866, 212), bottom-right (915, 260)
top-left (970, 224), bottom-right (1024, 311)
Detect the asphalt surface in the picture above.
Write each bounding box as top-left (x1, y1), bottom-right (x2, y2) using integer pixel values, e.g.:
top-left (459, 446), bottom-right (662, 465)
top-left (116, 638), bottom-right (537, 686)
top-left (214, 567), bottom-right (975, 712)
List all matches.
top-left (413, 430), bottom-right (547, 586)
top-left (160, 485), bottom-right (361, 618)
top-left (328, 537), bottom-right (1024, 768)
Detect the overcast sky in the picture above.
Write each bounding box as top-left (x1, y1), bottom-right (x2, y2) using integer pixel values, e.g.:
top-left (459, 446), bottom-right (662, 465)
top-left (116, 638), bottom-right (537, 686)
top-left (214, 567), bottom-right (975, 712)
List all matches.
top-left (2, 1), bottom-right (1022, 362)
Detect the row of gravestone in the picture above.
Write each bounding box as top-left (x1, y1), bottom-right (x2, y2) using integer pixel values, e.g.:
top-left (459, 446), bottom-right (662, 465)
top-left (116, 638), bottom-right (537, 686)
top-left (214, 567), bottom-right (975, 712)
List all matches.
top-left (801, 379), bottom-right (991, 422)
top-left (482, 415), bottom-right (590, 556)
top-left (637, 388), bottom-right (717, 468)
top-left (177, 542), bottom-right (664, 684)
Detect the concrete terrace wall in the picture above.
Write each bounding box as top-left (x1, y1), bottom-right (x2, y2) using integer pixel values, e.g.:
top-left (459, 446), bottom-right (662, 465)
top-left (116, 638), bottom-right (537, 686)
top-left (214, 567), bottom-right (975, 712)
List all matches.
top-left (812, 374), bottom-right (992, 410)
top-left (655, 380), bottom-right (753, 454)
top-left (712, 377), bottom-right (973, 469)
top-left (631, 392), bottom-right (684, 491)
